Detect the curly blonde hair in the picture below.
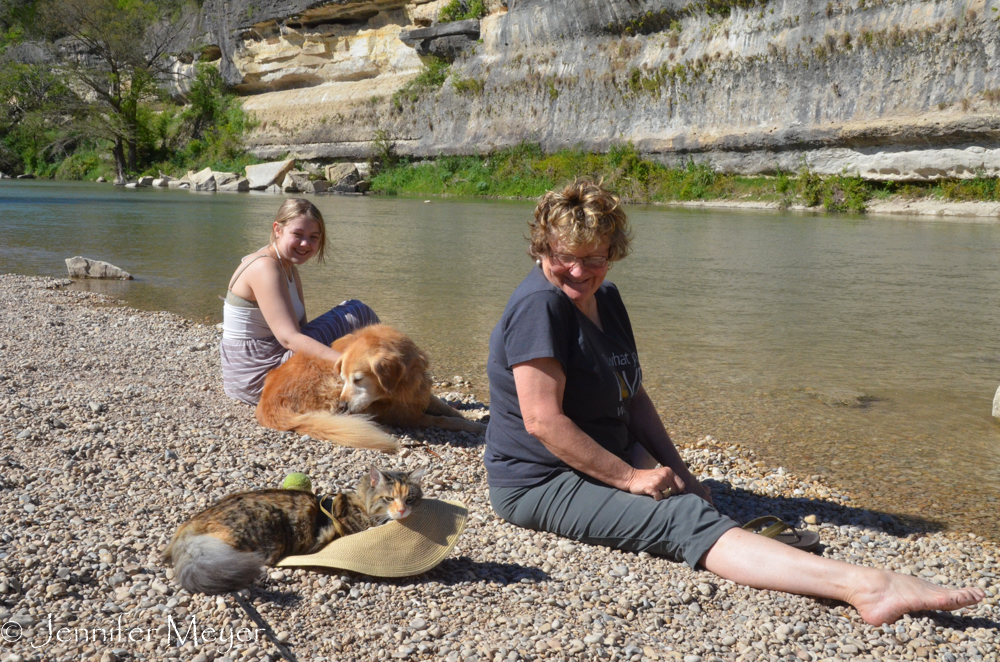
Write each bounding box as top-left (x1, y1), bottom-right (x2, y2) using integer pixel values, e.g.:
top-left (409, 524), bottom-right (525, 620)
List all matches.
top-left (270, 198), bottom-right (327, 263)
top-left (527, 178), bottom-right (631, 262)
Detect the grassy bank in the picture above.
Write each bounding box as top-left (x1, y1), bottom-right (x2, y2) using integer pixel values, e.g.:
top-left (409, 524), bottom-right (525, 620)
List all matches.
top-left (370, 143), bottom-right (1000, 212)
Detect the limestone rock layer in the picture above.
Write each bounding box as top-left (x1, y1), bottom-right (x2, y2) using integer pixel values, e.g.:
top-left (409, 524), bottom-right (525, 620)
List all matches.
top-left (194, 0), bottom-right (1000, 179)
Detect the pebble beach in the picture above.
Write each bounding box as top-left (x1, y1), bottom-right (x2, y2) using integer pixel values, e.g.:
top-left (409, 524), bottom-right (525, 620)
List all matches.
top-left (1, 274), bottom-right (998, 662)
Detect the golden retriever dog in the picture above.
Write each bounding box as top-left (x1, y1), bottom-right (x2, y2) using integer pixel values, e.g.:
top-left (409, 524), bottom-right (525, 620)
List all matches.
top-left (256, 324), bottom-right (486, 452)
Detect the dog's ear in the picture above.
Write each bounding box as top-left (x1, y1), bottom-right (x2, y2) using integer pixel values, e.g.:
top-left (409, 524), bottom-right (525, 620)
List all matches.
top-left (371, 352), bottom-right (404, 392)
top-left (331, 332), bottom-right (356, 353)
top-left (332, 354), bottom-right (343, 377)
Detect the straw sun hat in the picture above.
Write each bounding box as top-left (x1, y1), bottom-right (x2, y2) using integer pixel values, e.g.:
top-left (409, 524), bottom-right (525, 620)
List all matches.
top-left (277, 499), bottom-right (468, 577)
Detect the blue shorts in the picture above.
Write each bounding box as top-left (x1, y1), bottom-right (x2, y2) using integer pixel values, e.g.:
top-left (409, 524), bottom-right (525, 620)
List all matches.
top-left (298, 299), bottom-right (380, 348)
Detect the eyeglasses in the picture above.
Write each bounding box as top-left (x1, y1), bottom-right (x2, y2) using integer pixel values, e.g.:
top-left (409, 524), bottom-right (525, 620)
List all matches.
top-left (549, 252), bottom-right (610, 269)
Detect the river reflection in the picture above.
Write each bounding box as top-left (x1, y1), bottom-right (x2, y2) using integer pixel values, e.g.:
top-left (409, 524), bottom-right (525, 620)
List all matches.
top-left (3, 180), bottom-right (1000, 537)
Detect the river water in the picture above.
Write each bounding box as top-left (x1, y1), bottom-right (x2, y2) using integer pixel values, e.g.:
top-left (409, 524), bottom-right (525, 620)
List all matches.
top-left (3, 180), bottom-right (1000, 537)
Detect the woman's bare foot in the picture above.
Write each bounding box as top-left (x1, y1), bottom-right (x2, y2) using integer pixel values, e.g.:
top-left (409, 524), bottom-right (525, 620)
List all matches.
top-left (848, 569), bottom-right (986, 625)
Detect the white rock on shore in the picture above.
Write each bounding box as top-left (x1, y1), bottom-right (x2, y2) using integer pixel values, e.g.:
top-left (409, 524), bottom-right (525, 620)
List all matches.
top-left (0, 274), bottom-right (997, 662)
top-left (64, 257), bottom-right (132, 280)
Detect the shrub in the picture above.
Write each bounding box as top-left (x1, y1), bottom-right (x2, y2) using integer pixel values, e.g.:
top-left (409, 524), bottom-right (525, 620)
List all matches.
top-left (775, 167), bottom-right (791, 194)
top-left (392, 57), bottom-right (450, 109)
top-left (798, 166), bottom-right (823, 207)
top-left (438, 0), bottom-right (486, 23)
top-left (453, 77), bottom-right (484, 95)
top-left (677, 160), bottom-right (717, 200)
top-left (368, 129), bottom-right (399, 176)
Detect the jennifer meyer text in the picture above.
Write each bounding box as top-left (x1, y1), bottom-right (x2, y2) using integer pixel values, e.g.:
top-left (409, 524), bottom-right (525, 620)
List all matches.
top-left (2, 613), bottom-right (264, 654)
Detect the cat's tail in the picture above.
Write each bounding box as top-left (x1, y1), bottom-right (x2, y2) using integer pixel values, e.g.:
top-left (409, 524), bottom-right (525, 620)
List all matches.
top-left (259, 407), bottom-right (399, 453)
top-left (164, 534), bottom-right (266, 595)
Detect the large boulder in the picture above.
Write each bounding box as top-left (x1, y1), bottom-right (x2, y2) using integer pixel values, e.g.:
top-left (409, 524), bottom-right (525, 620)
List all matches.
top-left (188, 167), bottom-right (214, 185)
top-left (0, 172), bottom-right (10, 179)
top-left (399, 19), bottom-right (480, 59)
top-left (282, 170), bottom-right (312, 192)
top-left (187, 167), bottom-right (217, 192)
top-left (213, 171), bottom-right (241, 187)
top-left (325, 163), bottom-right (362, 192)
top-left (151, 175), bottom-right (175, 187)
top-left (167, 178), bottom-right (191, 189)
top-left (246, 159), bottom-right (295, 190)
top-left (136, 176), bottom-right (154, 187)
top-left (218, 177), bottom-right (250, 192)
top-left (196, 180), bottom-right (217, 192)
top-left (65, 256), bottom-right (132, 280)
top-left (994, 385), bottom-right (1000, 422)
top-left (302, 179), bottom-right (328, 194)
top-left (324, 163), bottom-right (357, 183)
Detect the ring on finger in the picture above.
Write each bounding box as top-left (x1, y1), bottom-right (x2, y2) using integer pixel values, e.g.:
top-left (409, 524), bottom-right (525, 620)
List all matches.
top-left (661, 487), bottom-right (674, 498)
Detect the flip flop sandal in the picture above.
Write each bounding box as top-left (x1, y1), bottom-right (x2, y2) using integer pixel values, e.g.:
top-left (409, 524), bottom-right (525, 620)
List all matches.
top-left (742, 516), bottom-right (820, 552)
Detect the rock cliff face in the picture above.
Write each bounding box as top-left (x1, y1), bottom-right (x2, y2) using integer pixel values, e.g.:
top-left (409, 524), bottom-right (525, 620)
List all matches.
top-left (191, 0), bottom-right (1000, 180)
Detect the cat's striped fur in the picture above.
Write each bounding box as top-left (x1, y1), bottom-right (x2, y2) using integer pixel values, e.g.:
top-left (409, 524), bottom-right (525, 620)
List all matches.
top-left (162, 467), bottom-right (425, 594)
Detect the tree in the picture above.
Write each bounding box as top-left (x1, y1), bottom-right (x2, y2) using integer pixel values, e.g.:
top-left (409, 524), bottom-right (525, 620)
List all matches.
top-left (0, 49), bottom-right (77, 175)
top-left (41, 0), bottom-right (187, 183)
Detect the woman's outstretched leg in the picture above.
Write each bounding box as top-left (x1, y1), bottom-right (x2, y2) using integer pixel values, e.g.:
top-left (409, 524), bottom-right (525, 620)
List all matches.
top-left (701, 527), bottom-right (985, 625)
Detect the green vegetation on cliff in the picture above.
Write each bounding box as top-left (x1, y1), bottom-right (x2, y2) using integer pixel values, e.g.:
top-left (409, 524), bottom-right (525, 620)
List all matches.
top-left (370, 143), bottom-right (1000, 212)
top-left (438, 0), bottom-right (487, 23)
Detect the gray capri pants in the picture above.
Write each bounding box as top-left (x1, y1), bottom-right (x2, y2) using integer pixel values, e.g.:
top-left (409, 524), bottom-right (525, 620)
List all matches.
top-left (490, 471), bottom-right (739, 569)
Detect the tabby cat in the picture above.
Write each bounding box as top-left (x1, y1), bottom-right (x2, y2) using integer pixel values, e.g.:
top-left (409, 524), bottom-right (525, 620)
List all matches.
top-left (163, 466), bottom-right (425, 594)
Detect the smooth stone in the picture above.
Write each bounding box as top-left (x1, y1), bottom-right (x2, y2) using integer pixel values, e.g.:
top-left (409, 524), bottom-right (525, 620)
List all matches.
top-left (66, 256), bottom-right (132, 280)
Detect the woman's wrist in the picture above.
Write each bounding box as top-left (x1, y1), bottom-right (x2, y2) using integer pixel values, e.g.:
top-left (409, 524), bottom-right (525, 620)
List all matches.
top-left (616, 465), bottom-right (639, 492)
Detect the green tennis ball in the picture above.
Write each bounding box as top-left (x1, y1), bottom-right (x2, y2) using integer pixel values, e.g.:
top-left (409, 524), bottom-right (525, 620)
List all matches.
top-left (282, 472), bottom-right (313, 492)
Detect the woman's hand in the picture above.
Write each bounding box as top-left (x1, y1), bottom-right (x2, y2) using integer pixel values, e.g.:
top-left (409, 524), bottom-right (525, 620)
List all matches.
top-left (624, 466), bottom-right (686, 500)
top-left (627, 467), bottom-right (714, 504)
top-left (625, 387), bottom-right (714, 505)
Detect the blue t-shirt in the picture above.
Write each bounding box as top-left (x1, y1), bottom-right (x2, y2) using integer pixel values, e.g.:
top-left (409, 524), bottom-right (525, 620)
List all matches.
top-left (485, 266), bottom-right (643, 487)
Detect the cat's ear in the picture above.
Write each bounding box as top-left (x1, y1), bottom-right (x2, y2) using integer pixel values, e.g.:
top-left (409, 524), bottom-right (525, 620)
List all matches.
top-left (407, 466), bottom-right (428, 483)
top-left (369, 466), bottom-right (386, 488)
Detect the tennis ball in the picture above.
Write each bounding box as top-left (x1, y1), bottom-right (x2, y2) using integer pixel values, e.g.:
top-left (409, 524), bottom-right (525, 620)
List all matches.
top-left (282, 472), bottom-right (313, 492)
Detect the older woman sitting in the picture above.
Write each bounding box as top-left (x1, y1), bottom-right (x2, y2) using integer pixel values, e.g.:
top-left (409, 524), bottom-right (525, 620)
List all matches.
top-left (484, 178), bottom-right (983, 625)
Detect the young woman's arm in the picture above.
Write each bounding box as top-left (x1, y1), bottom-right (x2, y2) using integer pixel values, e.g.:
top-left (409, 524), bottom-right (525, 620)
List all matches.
top-left (243, 258), bottom-right (340, 363)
